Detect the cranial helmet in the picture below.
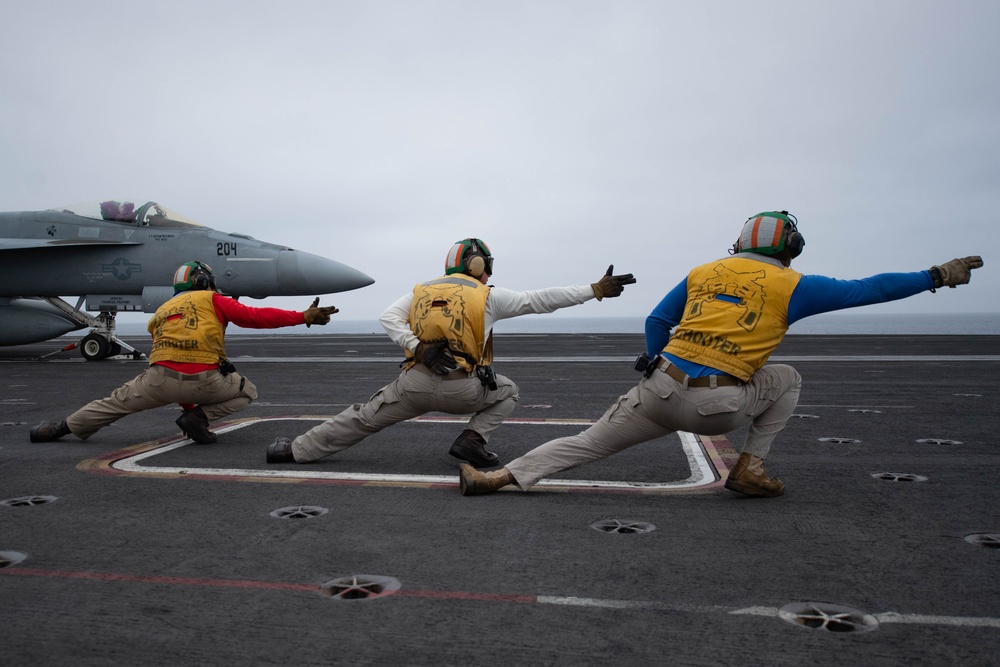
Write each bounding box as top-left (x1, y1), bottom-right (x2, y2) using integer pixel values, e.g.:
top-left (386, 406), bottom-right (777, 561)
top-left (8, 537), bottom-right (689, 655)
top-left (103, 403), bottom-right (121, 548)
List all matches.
top-left (444, 238), bottom-right (494, 278)
top-left (732, 211), bottom-right (805, 259)
top-left (173, 261), bottom-right (216, 293)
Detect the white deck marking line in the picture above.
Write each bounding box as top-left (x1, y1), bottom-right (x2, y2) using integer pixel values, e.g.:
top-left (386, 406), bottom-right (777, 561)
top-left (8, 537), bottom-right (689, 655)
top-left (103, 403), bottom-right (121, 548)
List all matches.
top-left (29, 354), bottom-right (977, 365)
top-left (539, 599), bottom-right (1000, 627)
top-left (873, 612), bottom-right (1000, 628)
top-left (9, 355), bottom-right (997, 365)
top-left (249, 403), bottom-right (357, 408)
top-left (162, 354), bottom-right (1000, 363)
top-left (110, 417), bottom-right (717, 490)
top-left (730, 606), bottom-right (1000, 628)
top-left (796, 404), bottom-right (914, 409)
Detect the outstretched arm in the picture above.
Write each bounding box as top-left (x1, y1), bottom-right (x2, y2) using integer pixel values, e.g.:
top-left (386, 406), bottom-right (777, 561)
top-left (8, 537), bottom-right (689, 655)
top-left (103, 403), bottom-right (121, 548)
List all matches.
top-left (788, 271), bottom-right (933, 323)
top-left (212, 293), bottom-right (306, 329)
top-left (488, 265), bottom-right (637, 321)
top-left (788, 257), bottom-right (982, 323)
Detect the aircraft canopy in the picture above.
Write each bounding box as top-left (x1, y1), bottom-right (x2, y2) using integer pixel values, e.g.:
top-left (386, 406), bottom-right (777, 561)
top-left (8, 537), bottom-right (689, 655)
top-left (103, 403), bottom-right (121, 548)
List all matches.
top-left (51, 201), bottom-right (204, 228)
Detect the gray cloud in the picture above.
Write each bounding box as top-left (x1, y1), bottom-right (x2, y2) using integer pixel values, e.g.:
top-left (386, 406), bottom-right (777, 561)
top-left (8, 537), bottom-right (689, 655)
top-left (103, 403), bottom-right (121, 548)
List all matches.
top-left (2, 0), bottom-right (995, 322)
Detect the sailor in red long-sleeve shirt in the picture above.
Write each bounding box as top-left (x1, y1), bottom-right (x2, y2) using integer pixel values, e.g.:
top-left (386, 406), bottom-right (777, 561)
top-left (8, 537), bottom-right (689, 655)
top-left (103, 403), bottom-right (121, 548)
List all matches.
top-left (30, 261), bottom-right (338, 445)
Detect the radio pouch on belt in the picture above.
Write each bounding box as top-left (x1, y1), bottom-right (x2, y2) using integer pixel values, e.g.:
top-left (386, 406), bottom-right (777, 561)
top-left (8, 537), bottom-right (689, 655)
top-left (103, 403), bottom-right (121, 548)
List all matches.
top-left (477, 365), bottom-right (498, 391)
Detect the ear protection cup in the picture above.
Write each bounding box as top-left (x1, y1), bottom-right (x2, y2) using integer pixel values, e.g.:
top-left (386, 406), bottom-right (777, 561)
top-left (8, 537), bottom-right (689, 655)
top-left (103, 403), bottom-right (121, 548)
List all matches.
top-left (779, 210), bottom-right (805, 258)
top-left (193, 272), bottom-right (215, 290)
top-left (467, 255), bottom-right (485, 277)
top-left (786, 230), bottom-right (805, 258)
top-left (193, 261), bottom-right (217, 290)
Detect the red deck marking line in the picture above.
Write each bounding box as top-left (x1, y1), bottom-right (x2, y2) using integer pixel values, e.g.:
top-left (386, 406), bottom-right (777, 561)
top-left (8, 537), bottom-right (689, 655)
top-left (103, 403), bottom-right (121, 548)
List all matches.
top-left (698, 434), bottom-right (736, 479)
top-left (0, 567), bottom-right (536, 603)
top-left (1, 567), bottom-right (316, 592)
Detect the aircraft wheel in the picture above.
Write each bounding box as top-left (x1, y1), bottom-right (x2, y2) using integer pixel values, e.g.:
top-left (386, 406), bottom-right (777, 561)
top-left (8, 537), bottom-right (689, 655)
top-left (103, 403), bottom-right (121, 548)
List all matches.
top-left (80, 334), bottom-right (110, 361)
top-left (108, 342), bottom-right (123, 357)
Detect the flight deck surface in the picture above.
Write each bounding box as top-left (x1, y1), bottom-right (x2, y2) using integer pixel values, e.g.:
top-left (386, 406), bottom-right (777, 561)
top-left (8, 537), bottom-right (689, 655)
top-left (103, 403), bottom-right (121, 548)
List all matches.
top-left (2, 333), bottom-right (998, 665)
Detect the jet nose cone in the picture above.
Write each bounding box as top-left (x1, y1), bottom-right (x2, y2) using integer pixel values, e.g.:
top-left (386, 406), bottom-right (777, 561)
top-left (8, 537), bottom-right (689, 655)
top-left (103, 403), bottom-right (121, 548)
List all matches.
top-left (277, 250), bottom-right (374, 294)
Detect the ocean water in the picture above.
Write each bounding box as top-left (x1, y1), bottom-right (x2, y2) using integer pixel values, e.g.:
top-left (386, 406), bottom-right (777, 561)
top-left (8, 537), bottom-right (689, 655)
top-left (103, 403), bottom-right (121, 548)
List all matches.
top-left (785, 312), bottom-right (1000, 335)
top-left (111, 312), bottom-right (1000, 337)
top-left (327, 312), bottom-right (999, 335)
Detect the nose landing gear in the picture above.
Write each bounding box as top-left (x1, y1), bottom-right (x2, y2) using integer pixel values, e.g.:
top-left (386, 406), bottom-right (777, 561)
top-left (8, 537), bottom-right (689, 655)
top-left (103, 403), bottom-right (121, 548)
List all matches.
top-left (40, 298), bottom-right (146, 361)
top-left (80, 332), bottom-right (129, 361)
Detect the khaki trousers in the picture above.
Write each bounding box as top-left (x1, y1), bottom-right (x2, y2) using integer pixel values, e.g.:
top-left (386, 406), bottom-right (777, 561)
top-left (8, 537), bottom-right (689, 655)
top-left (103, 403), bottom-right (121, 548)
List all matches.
top-left (506, 363), bottom-right (802, 490)
top-left (291, 367), bottom-right (519, 462)
top-left (66, 364), bottom-right (259, 439)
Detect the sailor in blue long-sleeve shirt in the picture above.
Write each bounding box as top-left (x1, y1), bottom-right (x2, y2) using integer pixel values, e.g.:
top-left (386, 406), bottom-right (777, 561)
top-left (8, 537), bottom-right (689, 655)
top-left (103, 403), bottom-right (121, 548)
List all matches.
top-left (646, 268), bottom-right (937, 370)
top-left (459, 211), bottom-right (983, 498)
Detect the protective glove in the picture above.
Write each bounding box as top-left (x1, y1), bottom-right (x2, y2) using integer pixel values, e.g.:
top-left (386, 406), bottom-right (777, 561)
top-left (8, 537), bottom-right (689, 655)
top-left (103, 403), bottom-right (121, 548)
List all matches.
top-left (303, 298), bottom-right (340, 327)
top-left (930, 256), bottom-right (984, 289)
top-left (591, 264), bottom-right (637, 300)
top-left (414, 339), bottom-right (459, 375)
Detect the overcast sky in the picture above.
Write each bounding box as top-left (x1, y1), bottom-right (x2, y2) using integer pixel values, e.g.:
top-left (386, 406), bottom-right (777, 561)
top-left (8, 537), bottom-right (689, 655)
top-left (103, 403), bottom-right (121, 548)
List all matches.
top-left (2, 1), bottom-right (996, 324)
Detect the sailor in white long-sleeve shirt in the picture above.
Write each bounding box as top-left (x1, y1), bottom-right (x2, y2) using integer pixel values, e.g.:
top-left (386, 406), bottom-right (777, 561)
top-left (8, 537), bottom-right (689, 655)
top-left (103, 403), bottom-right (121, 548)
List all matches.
top-left (266, 238), bottom-right (636, 468)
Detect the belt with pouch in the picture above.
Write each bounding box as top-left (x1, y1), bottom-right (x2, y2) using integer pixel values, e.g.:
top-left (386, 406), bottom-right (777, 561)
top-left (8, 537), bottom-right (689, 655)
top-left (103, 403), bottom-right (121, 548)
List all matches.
top-left (157, 366), bottom-right (216, 381)
top-left (654, 356), bottom-right (741, 388)
top-left (410, 363), bottom-right (474, 381)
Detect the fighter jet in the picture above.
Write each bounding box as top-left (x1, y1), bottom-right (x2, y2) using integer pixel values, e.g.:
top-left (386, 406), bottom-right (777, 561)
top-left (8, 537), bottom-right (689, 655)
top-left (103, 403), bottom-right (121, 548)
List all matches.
top-left (0, 199), bottom-right (374, 360)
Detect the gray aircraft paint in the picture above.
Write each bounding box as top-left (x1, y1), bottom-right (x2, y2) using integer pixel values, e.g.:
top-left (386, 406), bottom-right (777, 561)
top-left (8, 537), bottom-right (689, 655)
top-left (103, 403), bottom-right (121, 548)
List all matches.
top-left (0, 200), bottom-right (373, 358)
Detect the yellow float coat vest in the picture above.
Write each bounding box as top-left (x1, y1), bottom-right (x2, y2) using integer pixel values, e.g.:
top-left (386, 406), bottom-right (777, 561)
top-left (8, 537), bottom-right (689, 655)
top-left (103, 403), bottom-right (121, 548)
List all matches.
top-left (663, 257), bottom-right (802, 381)
top-left (405, 275), bottom-right (493, 372)
top-left (147, 290), bottom-right (227, 365)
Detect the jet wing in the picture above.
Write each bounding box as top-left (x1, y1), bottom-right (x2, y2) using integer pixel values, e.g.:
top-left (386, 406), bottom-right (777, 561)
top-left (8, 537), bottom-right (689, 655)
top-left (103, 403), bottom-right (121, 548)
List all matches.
top-left (0, 238), bottom-right (142, 250)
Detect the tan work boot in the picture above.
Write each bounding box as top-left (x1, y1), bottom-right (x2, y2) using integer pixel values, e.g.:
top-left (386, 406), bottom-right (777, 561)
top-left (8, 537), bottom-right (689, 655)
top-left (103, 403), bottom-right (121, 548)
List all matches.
top-left (459, 463), bottom-right (515, 496)
top-left (724, 452), bottom-right (785, 497)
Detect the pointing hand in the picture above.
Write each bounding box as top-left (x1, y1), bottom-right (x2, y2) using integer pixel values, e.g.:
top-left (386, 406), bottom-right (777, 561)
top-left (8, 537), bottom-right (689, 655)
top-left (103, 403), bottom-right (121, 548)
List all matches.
top-left (931, 256), bottom-right (984, 289)
top-left (592, 264), bottom-right (637, 300)
top-left (303, 297), bottom-right (340, 327)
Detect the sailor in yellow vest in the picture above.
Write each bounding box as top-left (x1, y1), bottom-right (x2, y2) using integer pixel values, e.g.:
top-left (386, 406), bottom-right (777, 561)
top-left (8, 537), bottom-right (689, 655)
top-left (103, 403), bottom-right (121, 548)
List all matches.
top-left (458, 211), bottom-right (983, 497)
top-left (29, 261), bottom-right (338, 444)
top-left (266, 238), bottom-right (636, 468)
